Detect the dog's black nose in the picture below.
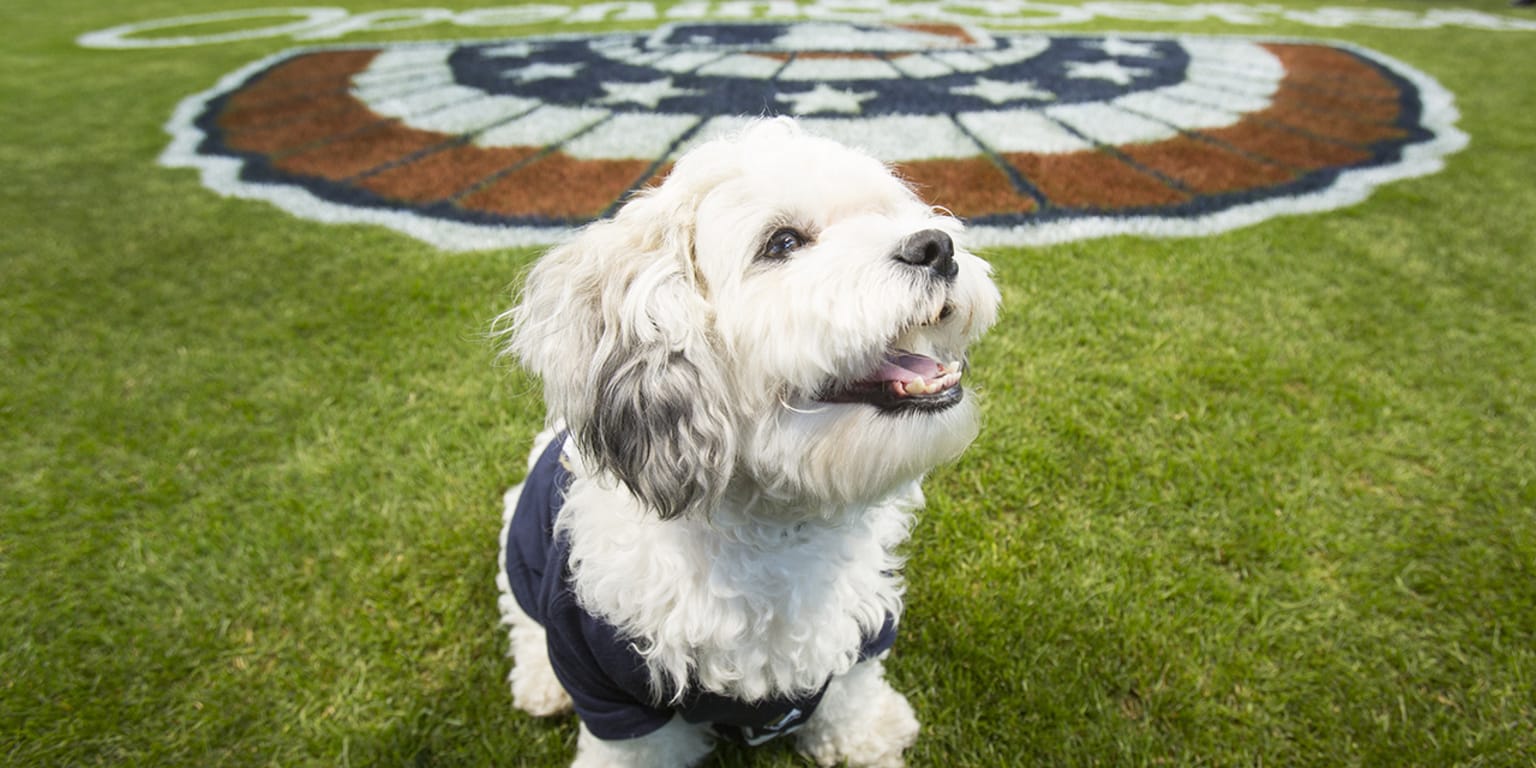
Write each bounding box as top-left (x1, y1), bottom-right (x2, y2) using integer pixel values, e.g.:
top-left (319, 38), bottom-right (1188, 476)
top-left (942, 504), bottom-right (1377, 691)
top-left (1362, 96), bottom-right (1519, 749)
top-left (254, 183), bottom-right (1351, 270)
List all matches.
top-left (894, 229), bottom-right (958, 280)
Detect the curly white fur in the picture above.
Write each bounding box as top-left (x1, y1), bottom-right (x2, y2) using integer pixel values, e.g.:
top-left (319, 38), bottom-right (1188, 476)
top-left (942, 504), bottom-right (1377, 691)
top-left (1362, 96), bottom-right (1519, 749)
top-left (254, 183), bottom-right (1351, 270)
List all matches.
top-left (494, 118), bottom-right (999, 767)
top-left (557, 450), bottom-right (917, 702)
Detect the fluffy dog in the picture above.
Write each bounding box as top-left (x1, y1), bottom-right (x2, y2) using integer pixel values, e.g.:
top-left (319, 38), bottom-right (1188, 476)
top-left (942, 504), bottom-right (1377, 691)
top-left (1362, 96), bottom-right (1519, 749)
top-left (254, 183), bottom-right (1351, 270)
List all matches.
top-left (494, 118), bottom-right (999, 767)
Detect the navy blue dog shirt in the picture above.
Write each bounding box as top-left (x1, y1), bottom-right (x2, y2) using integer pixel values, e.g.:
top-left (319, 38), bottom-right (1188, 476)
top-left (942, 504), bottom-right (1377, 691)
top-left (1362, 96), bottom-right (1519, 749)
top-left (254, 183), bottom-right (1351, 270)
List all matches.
top-left (502, 433), bottom-right (898, 744)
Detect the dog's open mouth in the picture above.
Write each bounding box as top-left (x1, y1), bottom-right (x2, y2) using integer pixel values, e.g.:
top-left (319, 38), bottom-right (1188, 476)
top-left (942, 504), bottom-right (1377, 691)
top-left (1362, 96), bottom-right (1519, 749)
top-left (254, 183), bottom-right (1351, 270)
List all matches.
top-left (817, 350), bottom-right (965, 413)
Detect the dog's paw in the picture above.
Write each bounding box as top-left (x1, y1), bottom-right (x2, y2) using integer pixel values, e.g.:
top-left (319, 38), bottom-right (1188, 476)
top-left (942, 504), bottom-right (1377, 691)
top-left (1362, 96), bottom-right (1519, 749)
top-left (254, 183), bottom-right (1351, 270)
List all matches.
top-left (799, 692), bottom-right (917, 768)
top-left (573, 719), bottom-right (714, 768)
top-left (509, 657), bottom-right (574, 717)
top-left (796, 660), bottom-right (920, 768)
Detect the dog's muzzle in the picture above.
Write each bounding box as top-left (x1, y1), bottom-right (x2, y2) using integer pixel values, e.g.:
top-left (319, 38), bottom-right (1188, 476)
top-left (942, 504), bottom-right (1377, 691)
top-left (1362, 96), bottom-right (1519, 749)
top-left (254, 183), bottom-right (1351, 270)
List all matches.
top-left (811, 229), bottom-right (973, 414)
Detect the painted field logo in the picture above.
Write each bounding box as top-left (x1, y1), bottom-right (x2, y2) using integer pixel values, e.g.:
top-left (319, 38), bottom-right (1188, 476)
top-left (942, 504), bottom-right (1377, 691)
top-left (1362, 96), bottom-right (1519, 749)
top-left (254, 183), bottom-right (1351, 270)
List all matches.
top-left (163, 23), bottom-right (1466, 250)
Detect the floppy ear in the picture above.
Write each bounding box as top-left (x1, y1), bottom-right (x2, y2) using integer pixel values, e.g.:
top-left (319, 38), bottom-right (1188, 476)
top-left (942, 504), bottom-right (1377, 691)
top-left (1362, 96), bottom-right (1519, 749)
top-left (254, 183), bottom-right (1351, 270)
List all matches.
top-left (499, 185), bottom-right (735, 520)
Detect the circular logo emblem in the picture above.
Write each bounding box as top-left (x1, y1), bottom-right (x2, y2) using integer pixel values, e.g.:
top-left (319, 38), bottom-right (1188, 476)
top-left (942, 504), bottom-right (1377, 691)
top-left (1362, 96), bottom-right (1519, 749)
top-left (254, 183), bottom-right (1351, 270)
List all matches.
top-left (164, 23), bottom-right (1465, 249)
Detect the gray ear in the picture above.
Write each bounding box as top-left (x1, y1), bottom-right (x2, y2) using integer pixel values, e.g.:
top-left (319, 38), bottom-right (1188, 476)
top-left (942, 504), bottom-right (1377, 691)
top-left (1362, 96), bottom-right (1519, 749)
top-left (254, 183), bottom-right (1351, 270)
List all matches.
top-left (500, 191), bottom-right (734, 519)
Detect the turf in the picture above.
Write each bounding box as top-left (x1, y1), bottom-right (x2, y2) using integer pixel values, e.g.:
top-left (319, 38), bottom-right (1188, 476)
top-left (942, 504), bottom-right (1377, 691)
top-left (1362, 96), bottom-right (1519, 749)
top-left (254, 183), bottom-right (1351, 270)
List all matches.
top-left (4, 1), bottom-right (1535, 766)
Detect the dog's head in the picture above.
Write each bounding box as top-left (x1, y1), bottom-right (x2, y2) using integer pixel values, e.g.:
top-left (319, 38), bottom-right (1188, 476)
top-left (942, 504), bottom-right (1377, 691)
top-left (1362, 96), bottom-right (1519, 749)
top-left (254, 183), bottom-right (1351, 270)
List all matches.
top-left (504, 118), bottom-right (1000, 518)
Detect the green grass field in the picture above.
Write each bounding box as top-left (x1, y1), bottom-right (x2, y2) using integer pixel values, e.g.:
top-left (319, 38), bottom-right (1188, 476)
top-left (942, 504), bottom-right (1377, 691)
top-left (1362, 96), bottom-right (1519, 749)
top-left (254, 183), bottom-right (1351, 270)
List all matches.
top-left (4, 1), bottom-right (1535, 765)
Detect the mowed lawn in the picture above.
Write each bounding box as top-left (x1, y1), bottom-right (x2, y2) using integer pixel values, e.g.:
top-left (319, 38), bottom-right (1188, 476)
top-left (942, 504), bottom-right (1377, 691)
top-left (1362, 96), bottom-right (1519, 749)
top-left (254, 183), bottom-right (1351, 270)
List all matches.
top-left (3, 1), bottom-right (1535, 766)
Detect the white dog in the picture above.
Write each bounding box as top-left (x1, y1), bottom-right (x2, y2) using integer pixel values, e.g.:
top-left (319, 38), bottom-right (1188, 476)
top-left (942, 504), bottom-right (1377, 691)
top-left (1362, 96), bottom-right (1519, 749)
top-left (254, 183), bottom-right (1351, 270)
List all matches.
top-left (494, 118), bottom-right (1000, 767)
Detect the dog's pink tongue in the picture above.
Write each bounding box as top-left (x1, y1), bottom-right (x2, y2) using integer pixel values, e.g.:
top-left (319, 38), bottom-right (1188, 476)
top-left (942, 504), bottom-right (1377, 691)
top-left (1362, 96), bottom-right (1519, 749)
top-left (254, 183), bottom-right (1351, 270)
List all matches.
top-left (876, 351), bottom-right (945, 383)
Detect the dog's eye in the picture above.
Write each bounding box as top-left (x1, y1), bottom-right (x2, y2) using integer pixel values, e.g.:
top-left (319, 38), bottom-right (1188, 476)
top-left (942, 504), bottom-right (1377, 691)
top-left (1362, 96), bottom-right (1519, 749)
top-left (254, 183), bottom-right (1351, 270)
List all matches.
top-left (762, 228), bottom-right (807, 260)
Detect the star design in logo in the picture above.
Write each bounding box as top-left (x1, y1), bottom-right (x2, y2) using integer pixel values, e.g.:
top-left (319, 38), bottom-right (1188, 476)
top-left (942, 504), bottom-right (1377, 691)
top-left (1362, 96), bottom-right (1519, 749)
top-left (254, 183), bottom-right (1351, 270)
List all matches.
top-left (482, 42), bottom-right (539, 58)
top-left (595, 78), bottom-right (701, 108)
top-left (774, 83), bottom-right (878, 115)
top-left (1065, 59), bottom-right (1152, 85)
top-left (502, 61), bottom-right (584, 83)
top-left (950, 77), bottom-right (1056, 104)
top-left (1087, 36), bottom-right (1160, 59)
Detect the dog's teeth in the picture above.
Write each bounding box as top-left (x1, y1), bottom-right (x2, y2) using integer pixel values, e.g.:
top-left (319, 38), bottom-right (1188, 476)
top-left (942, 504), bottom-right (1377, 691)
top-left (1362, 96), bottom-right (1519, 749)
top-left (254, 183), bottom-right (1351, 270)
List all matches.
top-left (906, 377), bottom-right (929, 395)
